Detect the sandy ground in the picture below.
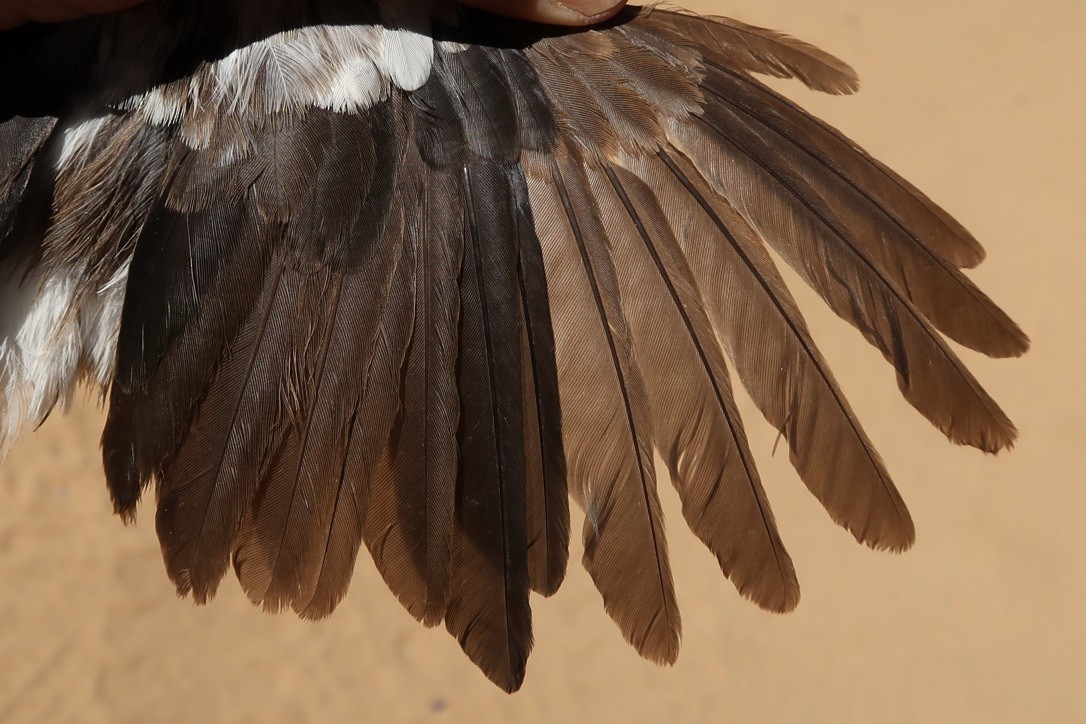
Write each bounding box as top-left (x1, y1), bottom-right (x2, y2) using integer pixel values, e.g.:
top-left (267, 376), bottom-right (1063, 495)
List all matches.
top-left (1, 1), bottom-right (1083, 721)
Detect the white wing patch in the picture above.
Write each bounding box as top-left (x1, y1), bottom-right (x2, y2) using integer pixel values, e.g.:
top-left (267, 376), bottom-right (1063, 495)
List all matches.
top-left (129, 24), bottom-right (438, 139)
top-left (378, 28), bottom-right (435, 92)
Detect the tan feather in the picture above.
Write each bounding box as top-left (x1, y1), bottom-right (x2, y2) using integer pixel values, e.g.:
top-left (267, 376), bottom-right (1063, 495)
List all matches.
top-left (525, 148), bottom-right (680, 664)
top-left (695, 71), bottom-right (1027, 357)
top-left (701, 63), bottom-right (986, 269)
top-left (627, 151), bottom-right (915, 552)
top-left (667, 120), bottom-right (1017, 454)
top-left (642, 8), bottom-right (860, 95)
top-left (591, 161), bottom-right (799, 612)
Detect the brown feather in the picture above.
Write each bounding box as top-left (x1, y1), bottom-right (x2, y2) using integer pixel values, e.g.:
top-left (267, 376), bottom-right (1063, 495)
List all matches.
top-left (538, 32), bottom-right (664, 156)
top-left (156, 253), bottom-right (309, 603)
top-left (667, 121), bottom-right (1017, 454)
top-left (628, 151), bottom-right (915, 552)
top-left (594, 162), bottom-right (800, 612)
top-left (515, 172), bottom-right (570, 598)
top-left (365, 169), bottom-right (462, 626)
top-left (526, 147), bottom-right (681, 664)
top-left (237, 155), bottom-right (419, 614)
top-left (301, 237), bottom-right (414, 620)
top-left (232, 268), bottom-right (349, 612)
top-left (0, 116), bottom-right (56, 203)
top-left (702, 62), bottom-right (986, 269)
top-left (148, 108), bottom-right (405, 611)
top-left (696, 70), bottom-right (1026, 356)
top-left (443, 162), bottom-right (532, 693)
top-left (641, 8), bottom-right (860, 95)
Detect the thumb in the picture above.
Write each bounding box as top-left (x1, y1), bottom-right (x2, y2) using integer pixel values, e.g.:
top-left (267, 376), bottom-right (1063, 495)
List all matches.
top-left (459, 0), bottom-right (628, 26)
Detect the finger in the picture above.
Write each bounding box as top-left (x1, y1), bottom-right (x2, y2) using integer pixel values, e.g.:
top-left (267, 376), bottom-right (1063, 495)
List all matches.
top-left (460, 0), bottom-right (627, 26)
top-left (0, 0), bottom-right (146, 29)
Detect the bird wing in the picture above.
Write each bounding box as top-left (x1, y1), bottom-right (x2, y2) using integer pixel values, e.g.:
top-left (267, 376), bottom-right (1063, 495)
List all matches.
top-left (0, 3), bottom-right (1027, 692)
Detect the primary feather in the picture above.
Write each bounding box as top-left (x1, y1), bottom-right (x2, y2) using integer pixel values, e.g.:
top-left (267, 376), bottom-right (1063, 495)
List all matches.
top-left (0, 1), bottom-right (1026, 691)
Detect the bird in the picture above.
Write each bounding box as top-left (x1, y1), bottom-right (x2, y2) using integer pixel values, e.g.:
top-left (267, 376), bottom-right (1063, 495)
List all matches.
top-left (0, 0), bottom-right (1028, 692)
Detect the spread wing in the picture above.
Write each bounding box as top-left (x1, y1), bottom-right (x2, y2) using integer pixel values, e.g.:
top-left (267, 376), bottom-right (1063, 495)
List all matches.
top-left (0, 3), bottom-right (1027, 692)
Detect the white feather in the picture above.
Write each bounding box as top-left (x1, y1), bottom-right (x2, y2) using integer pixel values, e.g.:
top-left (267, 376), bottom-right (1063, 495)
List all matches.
top-left (377, 28), bottom-right (434, 92)
top-left (16, 267), bottom-right (83, 423)
top-left (313, 26), bottom-right (389, 113)
top-left (79, 260), bottom-right (129, 392)
top-left (0, 268), bottom-right (39, 450)
top-left (0, 257), bottom-right (129, 449)
top-left (55, 117), bottom-right (110, 173)
top-left (128, 24), bottom-right (434, 139)
top-left (0, 265), bottom-right (79, 449)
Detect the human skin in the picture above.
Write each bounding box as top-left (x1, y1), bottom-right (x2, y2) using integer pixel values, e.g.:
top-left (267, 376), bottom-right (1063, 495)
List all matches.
top-left (0, 0), bottom-right (628, 30)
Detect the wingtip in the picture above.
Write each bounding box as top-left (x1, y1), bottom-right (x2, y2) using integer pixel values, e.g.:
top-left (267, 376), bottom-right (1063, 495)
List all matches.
top-left (528, 563), bottom-right (568, 598)
top-left (114, 501), bottom-right (139, 526)
top-left (105, 460), bottom-right (144, 524)
top-left (991, 324), bottom-right (1032, 360)
top-left (629, 623), bottom-right (682, 667)
top-left (856, 516), bottom-right (917, 555)
top-left (490, 668), bottom-right (527, 695)
top-left (822, 65), bottom-right (861, 96)
top-left (295, 589), bottom-right (349, 623)
top-left (170, 569), bottom-right (218, 609)
top-left (421, 603), bottom-right (449, 629)
top-left (466, 645), bottom-right (530, 694)
top-left (743, 578), bottom-right (802, 615)
top-left (948, 416), bottom-right (1019, 456)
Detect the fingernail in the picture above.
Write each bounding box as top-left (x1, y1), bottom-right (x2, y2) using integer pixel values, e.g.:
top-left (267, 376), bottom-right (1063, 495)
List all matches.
top-left (538, 0), bottom-right (627, 25)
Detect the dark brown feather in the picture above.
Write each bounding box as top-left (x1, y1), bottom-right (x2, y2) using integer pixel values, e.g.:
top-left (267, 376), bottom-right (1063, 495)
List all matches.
top-left (236, 156), bottom-right (418, 614)
top-left (102, 193), bottom-right (272, 520)
top-left (513, 170), bottom-right (569, 598)
top-left (231, 268), bottom-right (349, 612)
top-left (111, 108), bottom-right (405, 606)
top-left (444, 161), bottom-right (532, 693)
top-left (0, 116), bottom-right (57, 243)
top-left (301, 237), bottom-right (414, 620)
top-left (364, 168), bottom-right (461, 626)
top-left (155, 252), bottom-right (307, 602)
top-left (276, 110), bottom-right (417, 617)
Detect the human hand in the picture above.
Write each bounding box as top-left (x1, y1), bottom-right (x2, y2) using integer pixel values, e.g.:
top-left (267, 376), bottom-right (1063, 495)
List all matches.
top-left (0, 0), bottom-right (629, 30)
top-left (461, 0), bottom-right (627, 26)
top-left (0, 0), bottom-right (146, 29)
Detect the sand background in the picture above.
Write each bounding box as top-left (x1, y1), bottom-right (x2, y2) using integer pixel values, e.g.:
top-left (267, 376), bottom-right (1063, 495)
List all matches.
top-left (2, 1), bottom-right (1083, 721)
